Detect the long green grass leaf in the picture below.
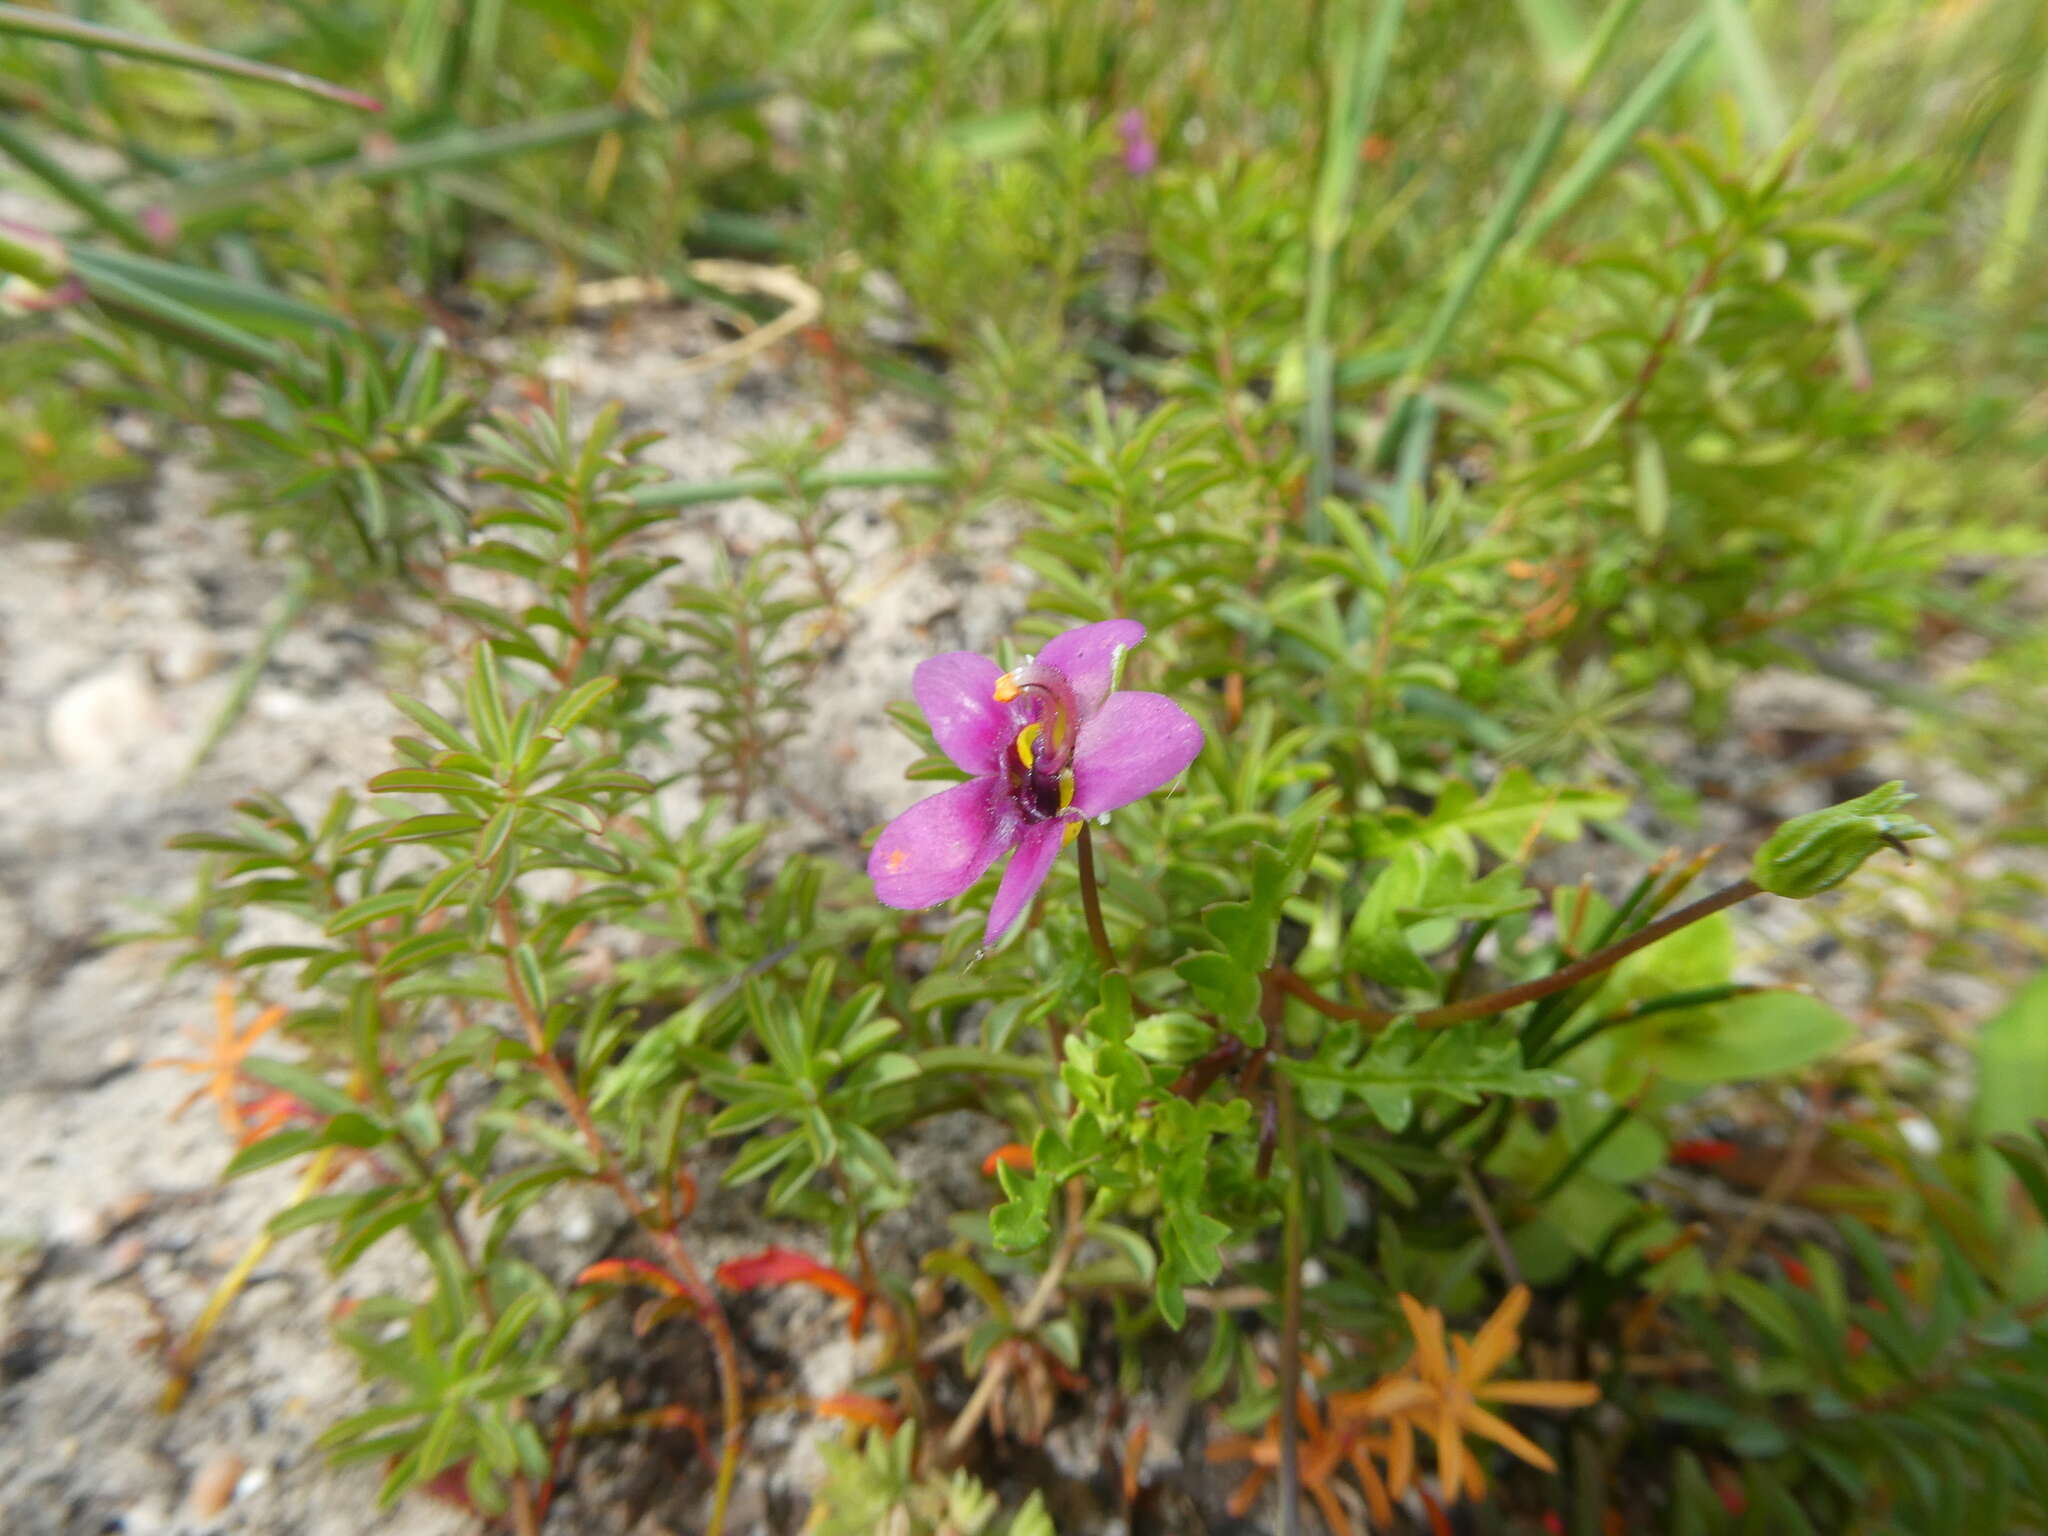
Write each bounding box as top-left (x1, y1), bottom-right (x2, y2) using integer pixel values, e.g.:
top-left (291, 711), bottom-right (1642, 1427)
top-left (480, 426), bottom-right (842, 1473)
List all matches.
top-left (174, 86), bottom-right (766, 217)
top-left (78, 259), bottom-right (286, 372)
top-left (1707, 0), bottom-right (1788, 144)
top-left (1517, 13), bottom-right (1715, 251)
top-left (0, 114), bottom-right (154, 249)
top-left (69, 247), bottom-right (349, 338)
top-left (1303, 0), bottom-right (1406, 539)
top-left (1981, 47), bottom-right (2048, 301)
top-left (0, 3), bottom-right (382, 112)
top-left (1387, 0), bottom-right (1649, 453)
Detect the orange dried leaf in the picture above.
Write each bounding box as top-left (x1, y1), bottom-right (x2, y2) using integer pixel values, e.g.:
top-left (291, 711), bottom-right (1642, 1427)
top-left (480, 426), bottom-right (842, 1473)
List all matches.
top-left (575, 1258), bottom-right (690, 1300)
top-left (980, 1142), bottom-right (1033, 1178)
top-left (814, 1394), bottom-right (903, 1431)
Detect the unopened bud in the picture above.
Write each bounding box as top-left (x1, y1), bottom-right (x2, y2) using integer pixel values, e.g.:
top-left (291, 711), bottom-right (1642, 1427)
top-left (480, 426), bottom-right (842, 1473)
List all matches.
top-left (1751, 781), bottom-right (1933, 898)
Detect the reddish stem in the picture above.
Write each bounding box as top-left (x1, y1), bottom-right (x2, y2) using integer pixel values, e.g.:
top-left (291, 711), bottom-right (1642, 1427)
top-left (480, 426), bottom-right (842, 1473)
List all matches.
top-left (1272, 879), bottom-right (1764, 1029)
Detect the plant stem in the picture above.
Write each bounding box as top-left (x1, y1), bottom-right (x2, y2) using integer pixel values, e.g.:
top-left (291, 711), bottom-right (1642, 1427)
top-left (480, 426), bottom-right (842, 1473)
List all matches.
top-left (1457, 1161), bottom-right (1523, 1285)
top-left (1527, 1103), bottom-right (1635, 1206)
top-left (942, 1180), bottom-right (1088, 1458)
top-left (159, 1146), bottom-right (338, 1412)
top-left (1276, 1074), bottom-right (1305, 1536)
top-left (1075, 823), bottom-right (1120, 973)
top-left (493, 901), bottom-right (745, 1536)
top-left (1272, 878), bottom-right (1764, 1029)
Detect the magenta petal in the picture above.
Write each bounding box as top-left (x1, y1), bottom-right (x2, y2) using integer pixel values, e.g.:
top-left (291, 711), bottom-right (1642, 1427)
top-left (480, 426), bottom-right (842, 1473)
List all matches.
top-left (985, 818), bottom-right (1068, 945)
top-left (1069, 692), bottom-right (1204, 816)
top-left (913, 651), bottom-right (1014, 775)
top-left (869, 777), bottom-right (1018, 909)
top-left (1036, 619), bottom-right (1146, 717)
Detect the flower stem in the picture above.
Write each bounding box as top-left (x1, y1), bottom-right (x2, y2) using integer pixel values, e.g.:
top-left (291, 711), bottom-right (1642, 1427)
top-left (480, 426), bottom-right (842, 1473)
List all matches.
top-left (1272, 878), bottom-right (1764, 1029)
top-left (1075, 823), bottom-right (1120, 973)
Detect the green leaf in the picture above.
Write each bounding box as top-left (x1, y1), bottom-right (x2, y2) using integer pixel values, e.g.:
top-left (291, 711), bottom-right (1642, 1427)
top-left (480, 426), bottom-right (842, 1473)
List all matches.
top-left (989, 1162), bottom-right (1054, 1252)
top-left (1630, 423), bottom-right (1669, 540)
top-left (1627, 989), bottom-right (1855, 1085)
top-left (1368, 766), bottom-right (1625, 866)
top-left (223, 1126), bottom-right (324, 1177)
top-left (239, 1058), bottom-right (358, 1117)
top-left (1174, 951), bottom-right (1261, 1042)
top-left (1345, 846), bottom-right (1441, 993)
top-left (1279, 1021), bottom-right (1571, 1132)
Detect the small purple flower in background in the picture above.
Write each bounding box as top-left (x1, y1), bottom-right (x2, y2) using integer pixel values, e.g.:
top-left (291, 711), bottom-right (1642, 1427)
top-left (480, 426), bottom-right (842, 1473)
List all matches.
top-left (1117, 109), bottom-right (1157, 177)
top-left (869, 619), bottom-right (1202, 945)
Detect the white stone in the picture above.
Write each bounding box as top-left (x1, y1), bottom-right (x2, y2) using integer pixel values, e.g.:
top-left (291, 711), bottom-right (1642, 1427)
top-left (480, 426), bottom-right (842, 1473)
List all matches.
top-left (45, 661), bottom-right (163, 770)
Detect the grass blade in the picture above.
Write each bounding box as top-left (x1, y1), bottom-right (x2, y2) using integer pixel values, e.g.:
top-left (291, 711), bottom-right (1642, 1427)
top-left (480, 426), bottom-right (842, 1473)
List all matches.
top-left (0, 219), bottom-right (70, 286)
top-left (1386, 0), bottom-right (1650, 456)
top-left (1981, 47), bottom-right (2048, 302)
top-left (1707, 0), bottom-right (1789, 144)
top-left (1303, 0), bottom-right (1406, 539)
top-left (0, 114), bottom-right (154, 249)
top-left (1513, 0), bottom-right (1588, 88)
top-left (76, 259), bottom-right (286, 372)
top-left (0, 3), bottom-right (382, 112)
top-left (183, 564), bottom-right (315, 777)
top-left (174, 85), bottom-right (767, 217)
top-left (1517, 13), bottom-right (1715, 252)
top-left (69, 246), bottom-right (349, 338)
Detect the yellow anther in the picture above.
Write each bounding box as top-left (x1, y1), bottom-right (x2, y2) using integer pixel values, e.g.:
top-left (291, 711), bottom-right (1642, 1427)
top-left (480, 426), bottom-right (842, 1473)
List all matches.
top-left (1015, 722), bottom-right (1042, 768)
top-left (992, 673), bottom-right (1021, 703)
top-left (1061, 818), bottom-right (1081, 845)
top-left (1058, 771), bottom-right (1075, 811)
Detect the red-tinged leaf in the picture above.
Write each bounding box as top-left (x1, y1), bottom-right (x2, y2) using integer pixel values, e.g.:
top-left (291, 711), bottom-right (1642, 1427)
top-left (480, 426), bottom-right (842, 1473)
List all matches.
top-left (575, 1258), bottom-right (689, 1300)
top-left (420, 1459), bottom-right (475, 1511)
top-left (981, 1142), bottom-right (1033, 1177)
top-left (716, 1247), bottom-right (868, 1339)
top-left (813, 1394), bottom-right (903, 1430)
top-left (1670, 1137), bottom-right (1740, 1166)
top-left (1775, 1253), bottom-right (1813, 1290)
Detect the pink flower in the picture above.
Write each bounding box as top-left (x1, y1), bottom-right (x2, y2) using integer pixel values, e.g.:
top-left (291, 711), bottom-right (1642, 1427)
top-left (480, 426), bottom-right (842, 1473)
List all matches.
top-left (1117, 109), bottom-right (1157, 176)
top-left (869, 620), bottom-right (1203, 945)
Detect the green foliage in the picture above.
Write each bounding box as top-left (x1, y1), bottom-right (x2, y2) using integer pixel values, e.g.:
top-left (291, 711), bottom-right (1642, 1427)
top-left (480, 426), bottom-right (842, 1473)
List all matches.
top-left (811, 1424), bottom-right (1053, 1536)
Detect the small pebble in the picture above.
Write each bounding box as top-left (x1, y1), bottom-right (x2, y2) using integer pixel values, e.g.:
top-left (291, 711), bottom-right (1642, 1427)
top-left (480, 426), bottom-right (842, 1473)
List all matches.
top-left (98, 1234), bottom-right (148, 1280)
top-left (45, 662), bottom-right (163, 771)
top-left (186, 1451), bottom-right (246, 1519)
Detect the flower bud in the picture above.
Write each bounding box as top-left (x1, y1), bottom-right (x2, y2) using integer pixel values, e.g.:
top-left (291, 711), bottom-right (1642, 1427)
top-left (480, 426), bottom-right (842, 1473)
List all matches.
top-left (1126, 1011), bottom-right (1216, 1065)
top-left (1751, 781), bottom-right (1933, 898)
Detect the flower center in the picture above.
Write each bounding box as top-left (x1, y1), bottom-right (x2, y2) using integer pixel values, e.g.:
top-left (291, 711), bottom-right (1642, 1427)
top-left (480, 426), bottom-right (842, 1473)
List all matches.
top-left (992, 662), bottom-right (1080, 775)
top-left (995, 662), bottom-right (1081, 826)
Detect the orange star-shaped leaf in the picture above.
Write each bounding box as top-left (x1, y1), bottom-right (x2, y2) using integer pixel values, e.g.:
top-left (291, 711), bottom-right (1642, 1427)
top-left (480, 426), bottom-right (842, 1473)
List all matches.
top-left (149, 983), bottom-right (288, 1139)
top-left (1393, 1286), bottom-right (1599, 1504)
